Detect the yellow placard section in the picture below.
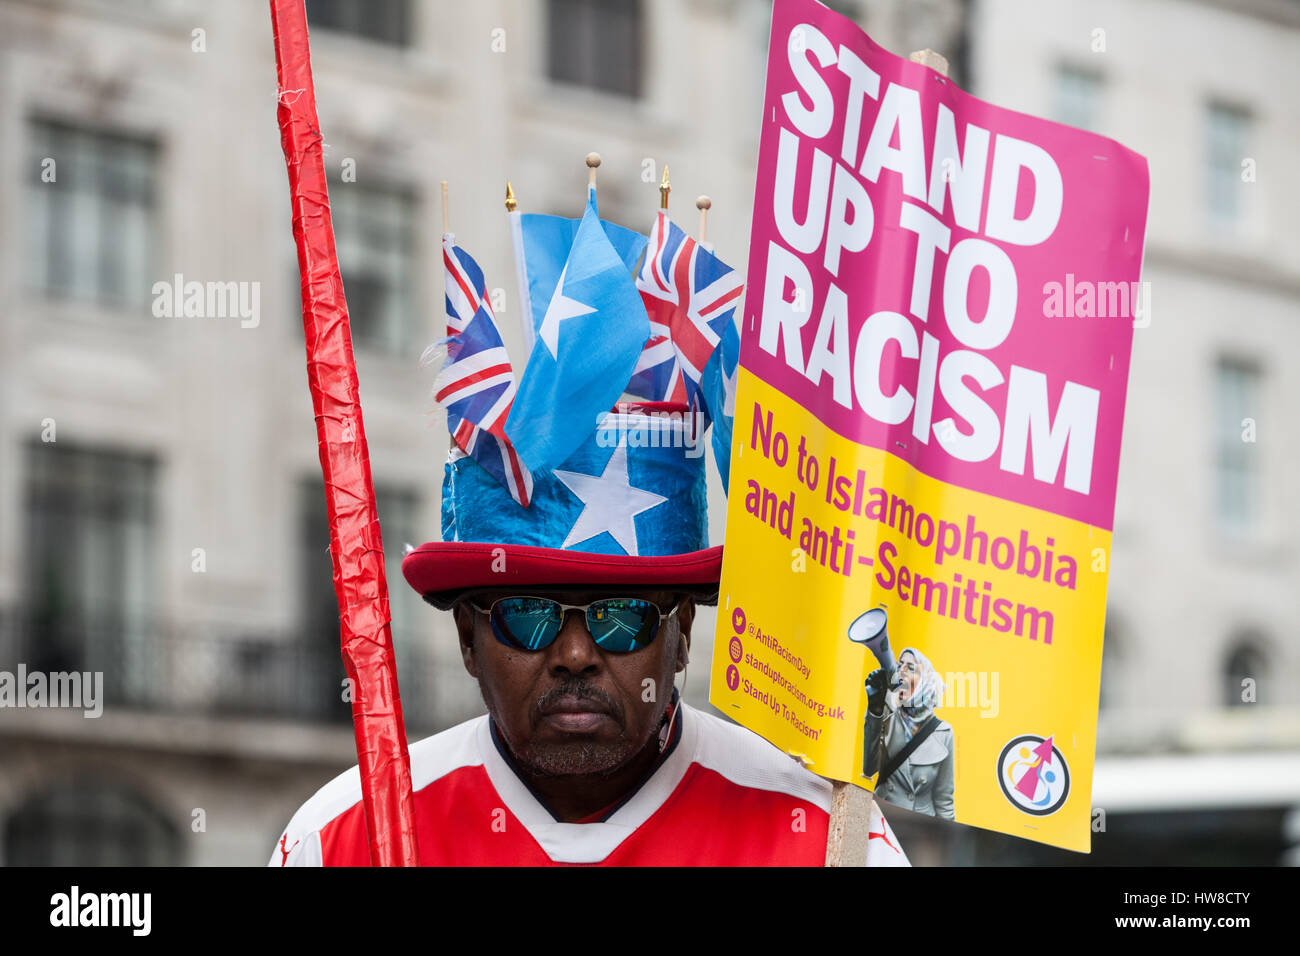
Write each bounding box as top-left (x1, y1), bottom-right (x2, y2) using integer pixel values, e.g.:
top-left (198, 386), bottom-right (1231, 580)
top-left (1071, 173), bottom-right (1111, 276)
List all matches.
top-left (711, 373), bottom-right (1109, 853)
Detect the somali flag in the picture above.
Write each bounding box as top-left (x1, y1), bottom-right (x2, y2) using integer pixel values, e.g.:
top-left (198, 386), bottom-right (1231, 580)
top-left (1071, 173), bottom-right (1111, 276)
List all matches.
top-left (699, 315), bottom-right (740, 496)
top-left (505, 188), bottom-right (650, 475)
top-left (514, 205), bottom-right (646, 345)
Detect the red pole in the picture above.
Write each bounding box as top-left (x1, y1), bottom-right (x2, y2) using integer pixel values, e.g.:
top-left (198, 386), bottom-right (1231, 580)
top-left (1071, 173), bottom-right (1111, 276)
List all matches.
top-left (268, 0), bottom-right (420, 867)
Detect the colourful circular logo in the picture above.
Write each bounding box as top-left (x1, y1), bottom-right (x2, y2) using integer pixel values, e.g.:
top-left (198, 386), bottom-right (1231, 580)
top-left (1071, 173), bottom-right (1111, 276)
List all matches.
top-left (725, 664), bottom-right (740, 691)
top-left (996, 734), bottom-right (1070, 816)
top-left (728, 637), bottom-right (743, 662)
top-left (731, 607), bottom-right (746, 634)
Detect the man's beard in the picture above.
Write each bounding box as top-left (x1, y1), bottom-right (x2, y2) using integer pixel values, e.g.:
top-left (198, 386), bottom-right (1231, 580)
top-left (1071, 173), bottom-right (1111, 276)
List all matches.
top-left (514, 734), bottom-right (641, 778)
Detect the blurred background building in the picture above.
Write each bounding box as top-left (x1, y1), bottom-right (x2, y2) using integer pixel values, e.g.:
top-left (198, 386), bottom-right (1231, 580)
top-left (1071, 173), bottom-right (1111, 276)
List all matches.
top-left (0, 0), bottom-right (1295, 865)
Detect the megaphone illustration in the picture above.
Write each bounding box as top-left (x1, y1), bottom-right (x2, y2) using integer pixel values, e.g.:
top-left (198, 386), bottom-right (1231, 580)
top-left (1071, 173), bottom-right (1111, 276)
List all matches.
top-left (847, 607), bottom-right (898, 688)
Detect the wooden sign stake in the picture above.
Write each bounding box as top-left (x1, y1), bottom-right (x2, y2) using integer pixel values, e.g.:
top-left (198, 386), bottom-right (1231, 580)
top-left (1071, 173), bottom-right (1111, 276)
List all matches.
top-left (824, 44), bottom-right (950, 870)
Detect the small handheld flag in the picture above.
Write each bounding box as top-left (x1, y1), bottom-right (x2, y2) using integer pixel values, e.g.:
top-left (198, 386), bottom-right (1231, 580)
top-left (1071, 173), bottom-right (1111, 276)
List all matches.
top-left (428, 236), bottom-right (533, 507)
top-left (627, 210), bottom-right (744, 411)
top-left (505, 186), bottom-right (650, 475)
top-left (511, 211), bottom-right (646, 346)
top-left (700, 316), bottom-right (740, 494)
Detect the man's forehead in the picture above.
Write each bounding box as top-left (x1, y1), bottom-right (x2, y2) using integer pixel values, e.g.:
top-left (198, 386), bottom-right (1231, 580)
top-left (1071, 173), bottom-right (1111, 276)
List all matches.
top-left (463, 585), bottom-right (679, 605)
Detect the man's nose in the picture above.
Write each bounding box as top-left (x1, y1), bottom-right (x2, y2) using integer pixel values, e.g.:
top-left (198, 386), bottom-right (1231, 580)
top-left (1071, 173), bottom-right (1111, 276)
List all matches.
top-left (546, 609), bottom-right (602, 673)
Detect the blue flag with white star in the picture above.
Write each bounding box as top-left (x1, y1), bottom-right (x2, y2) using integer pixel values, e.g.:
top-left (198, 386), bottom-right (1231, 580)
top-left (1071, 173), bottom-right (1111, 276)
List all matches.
top-left (516, 211), bottom-right (647, 341)
top-left (505, 188), bottom-right (650, 475)
top-left (700, 314), bottom-right (740, 495)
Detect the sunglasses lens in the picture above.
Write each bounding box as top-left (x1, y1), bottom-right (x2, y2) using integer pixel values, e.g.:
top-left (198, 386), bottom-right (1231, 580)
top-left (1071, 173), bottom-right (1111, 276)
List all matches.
top-left (490, 598), bottom-right (563, 650)
top-left (588, 599), bottom-right (661, 652)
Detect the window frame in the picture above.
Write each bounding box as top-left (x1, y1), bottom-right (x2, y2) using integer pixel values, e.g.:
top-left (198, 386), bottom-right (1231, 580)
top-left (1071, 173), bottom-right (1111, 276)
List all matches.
top-left (318, 173), bottom-right (421, 357)
top-left (25, 117), bottom-right (160, 311)
top-left (1205, 100), bottom-right (1251, 229)
top-left (545, 0), bottom-right (646, 100)
top-left (306, 0), bottom-right (413, 48)
top-left (1211, 356), bottom-right (1262, 535)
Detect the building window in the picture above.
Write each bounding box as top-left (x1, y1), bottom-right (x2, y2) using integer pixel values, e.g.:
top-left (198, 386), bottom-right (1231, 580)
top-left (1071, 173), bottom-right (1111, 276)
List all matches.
top-left (27, 119), bottom-right (158, 309)
top-left (1206, 102), bottom-right (1249, 226)
top-left (1213, 358), bottom-right (1260, 531)
top-left (4, 778), bottom-right (181, 866)
top-left (299, 480), bottom-right (421, 661)
top-left (371, 486), bottom-right (436, 727)
top-left (297, 477), bottom-right (354, 724)
top-left (548, 0), bottom-right (643, 98)
top-left (1054, 65), bottom-right (1103, 133)
top-left (328, 178), bottom-right (417, 355)
top-left (298, 479), bottom-right (427, 723)
top-left (375, 486), bottom-right (421, 655)
top-left (23, 441), bottom-right (158, 704)
top-left (1223, 640), bottom-right (1266, 708)
top-left (308, 0), bottom-right (411, 46)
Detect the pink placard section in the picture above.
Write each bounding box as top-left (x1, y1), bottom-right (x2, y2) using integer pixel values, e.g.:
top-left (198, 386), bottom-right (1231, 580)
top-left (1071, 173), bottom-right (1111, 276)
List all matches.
top-left (742, 0), bottom-right (1149, 531)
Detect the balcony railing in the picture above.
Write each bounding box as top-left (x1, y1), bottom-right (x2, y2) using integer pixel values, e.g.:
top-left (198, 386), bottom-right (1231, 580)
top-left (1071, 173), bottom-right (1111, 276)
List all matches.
top-left (0, 607), bottom-right (478, 734)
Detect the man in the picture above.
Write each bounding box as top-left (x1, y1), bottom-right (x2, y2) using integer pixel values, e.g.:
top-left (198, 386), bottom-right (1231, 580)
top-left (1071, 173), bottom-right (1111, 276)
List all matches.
top-left (273, 573), bottom-right (907, 865)
top-left (271, 192), bottom-right (908, 866)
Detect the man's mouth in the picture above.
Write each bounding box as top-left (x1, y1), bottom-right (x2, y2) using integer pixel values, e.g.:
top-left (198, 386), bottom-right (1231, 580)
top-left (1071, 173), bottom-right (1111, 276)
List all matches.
top-left (538, 695), bottom-right (617, 734)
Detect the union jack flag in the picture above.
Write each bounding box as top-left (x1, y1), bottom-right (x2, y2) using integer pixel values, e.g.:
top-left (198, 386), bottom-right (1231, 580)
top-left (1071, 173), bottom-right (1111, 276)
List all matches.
top-left (627, 211), bottom-right (745, 409)
top-left (429, 236), bottom-right (533, 507)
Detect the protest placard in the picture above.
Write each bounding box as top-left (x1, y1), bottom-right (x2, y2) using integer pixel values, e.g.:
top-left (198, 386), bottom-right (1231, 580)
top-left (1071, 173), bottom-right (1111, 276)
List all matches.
top-left (710, 0), bottom-right (1149, 852)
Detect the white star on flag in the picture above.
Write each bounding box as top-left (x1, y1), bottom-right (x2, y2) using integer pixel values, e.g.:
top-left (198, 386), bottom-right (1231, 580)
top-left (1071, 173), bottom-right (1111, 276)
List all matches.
top-left (721, 360), bottom-right (739, 417)
top-left (538, 262), bottom-right (596, 358)
top-left (554, 443), bottom-right (668, 555)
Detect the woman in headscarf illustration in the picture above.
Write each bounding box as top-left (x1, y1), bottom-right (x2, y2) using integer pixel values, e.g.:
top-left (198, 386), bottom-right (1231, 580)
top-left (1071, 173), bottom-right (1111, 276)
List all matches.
top-left (863, 647), bottom-right (955, 820)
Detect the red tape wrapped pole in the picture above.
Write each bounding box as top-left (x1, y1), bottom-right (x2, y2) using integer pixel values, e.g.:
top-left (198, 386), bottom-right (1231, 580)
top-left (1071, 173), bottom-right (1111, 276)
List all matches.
top-left (269, 0), bottom-right (420, 867)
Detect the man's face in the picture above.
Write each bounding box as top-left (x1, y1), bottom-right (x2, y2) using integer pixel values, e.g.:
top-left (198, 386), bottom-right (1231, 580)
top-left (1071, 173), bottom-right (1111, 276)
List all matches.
top-left (453, 588), bottom-right (693, 778)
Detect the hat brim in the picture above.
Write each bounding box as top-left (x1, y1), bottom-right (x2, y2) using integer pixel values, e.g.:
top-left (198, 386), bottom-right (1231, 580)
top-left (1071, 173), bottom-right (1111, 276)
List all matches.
top-left (402, 542), bottom-right (724, 611)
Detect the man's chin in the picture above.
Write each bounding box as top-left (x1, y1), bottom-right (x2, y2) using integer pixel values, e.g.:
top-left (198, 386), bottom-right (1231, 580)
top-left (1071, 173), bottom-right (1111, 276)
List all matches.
top-left (514, 738), bottom-right (643, 778)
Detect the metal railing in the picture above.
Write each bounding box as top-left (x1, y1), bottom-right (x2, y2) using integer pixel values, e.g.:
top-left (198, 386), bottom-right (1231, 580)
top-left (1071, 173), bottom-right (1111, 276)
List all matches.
top-left (0, 607), bottom-right (476, 733)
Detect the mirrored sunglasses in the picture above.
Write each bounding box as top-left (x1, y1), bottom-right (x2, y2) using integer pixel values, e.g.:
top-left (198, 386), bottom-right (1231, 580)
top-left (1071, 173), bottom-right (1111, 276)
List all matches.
top-left (467, 595), bottom-right (681, 653)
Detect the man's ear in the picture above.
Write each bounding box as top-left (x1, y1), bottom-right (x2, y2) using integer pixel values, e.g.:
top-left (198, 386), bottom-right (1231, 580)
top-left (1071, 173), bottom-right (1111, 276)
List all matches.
top-left (674, 597), bottom-right (695, 672)
top-left (452, 603), bottom-right (480, 679)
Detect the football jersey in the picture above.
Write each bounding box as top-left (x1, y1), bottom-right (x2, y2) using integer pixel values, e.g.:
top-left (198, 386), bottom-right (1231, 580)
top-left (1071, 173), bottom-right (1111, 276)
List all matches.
top-left (270, 701), bottom-right (909, 866)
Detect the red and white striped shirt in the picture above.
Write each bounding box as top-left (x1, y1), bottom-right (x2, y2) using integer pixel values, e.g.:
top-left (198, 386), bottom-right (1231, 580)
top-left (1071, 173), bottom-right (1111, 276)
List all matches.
top-left (270, 702), bottom-right (909, 867)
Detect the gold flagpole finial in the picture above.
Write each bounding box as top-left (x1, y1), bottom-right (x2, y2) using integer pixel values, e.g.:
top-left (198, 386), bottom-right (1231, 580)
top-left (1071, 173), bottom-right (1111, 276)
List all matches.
top-left (659, 165), bottom-right (671, 211)
top-left (505, 180), bottom-right (517, 212)
top-left (586, 152), bottom-right (601, 189)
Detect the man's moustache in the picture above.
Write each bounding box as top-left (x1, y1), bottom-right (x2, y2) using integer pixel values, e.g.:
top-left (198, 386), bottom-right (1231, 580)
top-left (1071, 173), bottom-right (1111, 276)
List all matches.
top-left (537, 680), bottom-right (622, 719)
